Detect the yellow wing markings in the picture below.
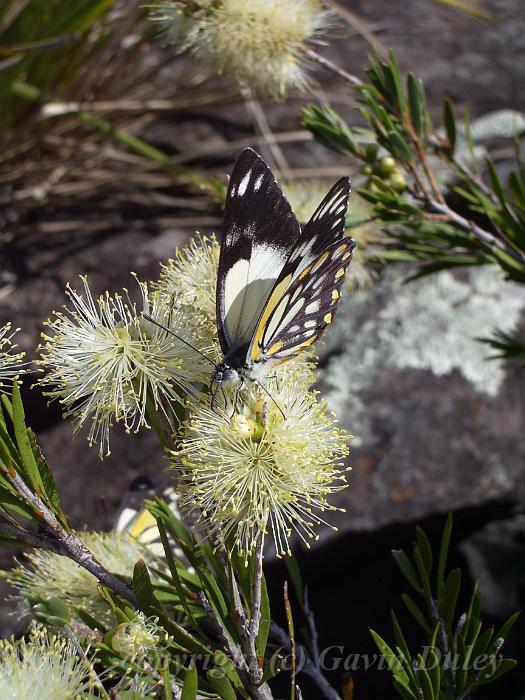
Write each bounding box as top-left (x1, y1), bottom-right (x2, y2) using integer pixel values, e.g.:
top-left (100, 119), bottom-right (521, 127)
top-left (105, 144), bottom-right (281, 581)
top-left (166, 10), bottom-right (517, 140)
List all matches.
top-left (251, 274), bottom-right (292, 362)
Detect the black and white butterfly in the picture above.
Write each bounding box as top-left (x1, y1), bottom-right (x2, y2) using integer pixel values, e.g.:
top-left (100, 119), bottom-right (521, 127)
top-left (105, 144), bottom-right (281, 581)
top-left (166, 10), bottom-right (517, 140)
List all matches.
top-left (212, 147), bottom-right (355, 393)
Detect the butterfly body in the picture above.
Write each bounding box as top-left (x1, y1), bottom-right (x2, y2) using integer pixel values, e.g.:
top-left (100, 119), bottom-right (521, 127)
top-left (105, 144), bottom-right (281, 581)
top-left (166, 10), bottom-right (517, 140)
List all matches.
top-left (213, 148), bottom-right (355, 394)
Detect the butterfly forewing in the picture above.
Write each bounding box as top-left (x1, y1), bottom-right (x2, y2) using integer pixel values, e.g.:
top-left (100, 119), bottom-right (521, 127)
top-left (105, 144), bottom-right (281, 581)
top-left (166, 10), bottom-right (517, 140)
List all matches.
top-left (288, 177), bottom-right (351, 276)
top-left (248, 177), bottom-right (352, 364)
top-left (217, 148), bottom-right (301, 358)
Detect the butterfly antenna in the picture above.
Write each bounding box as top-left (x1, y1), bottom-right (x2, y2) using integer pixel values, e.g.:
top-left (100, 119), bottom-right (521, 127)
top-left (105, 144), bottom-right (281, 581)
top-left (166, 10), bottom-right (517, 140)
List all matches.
top-left (254, 378), bottom-right (286, 420)
top-left (142, 314), bottom-right (217, 367)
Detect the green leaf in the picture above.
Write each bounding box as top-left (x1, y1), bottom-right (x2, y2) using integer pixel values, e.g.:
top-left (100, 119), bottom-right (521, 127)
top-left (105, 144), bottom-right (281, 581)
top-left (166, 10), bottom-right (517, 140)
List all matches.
top-left (477, 658), bottom-right (517, 685)
top-left (443, 98), bottom-right (456, 151)
top-left (437, 513), bottom-right (453, 598)
top-left (302, 104), bottom-right (360, 157)
top-left (0, 485), bottom-right (35, 519)
top-left (402, 594), bottom-right (431, 635)
top-left (415, 526), bottom-right (433, 578)
top-left (393, 680), bottom-right (418, 700)
top-left (256, 574), bottom-right (271, 661)
top-left (486, 159), bottom-right (506, 204)
top-left (426, 647), bottom-right (441, 699)
top-left (163, 663), bottom-right (173, 700)
top-left (390, 611), bottom-right (418, 686)
top-left (28, 429), bottom-right (66, 524)
top-left (495, 610), bottom-right (520, 641)
top-left (181, 664), bottom-right (198, 700)
top-left (284, 554), bottom-right (303, 605)
top-left (407, 73), bottom-right (423, 136)
top-left (156, 518), bottom-right (204, 636)
top-left (386, 130), bottom-right (413, 163)
top-left (206, 670), bottom-right (237, 700)
top-left (133, 560), bottom-right (158, 611)
top-left (386, 51), bottom-right (406, 113)
top-left (392, 549), bottom-right (421, 591)
top-left (11, 383), bottom-right (45, 494)
top-left (440, 568), bottom-right (462, 629)
top-left (73, 606), bottom-right (109, 635)
top-left (415, 654), bottom-right (434, 700)
top-left (370, 629), bottom-right (410, 686)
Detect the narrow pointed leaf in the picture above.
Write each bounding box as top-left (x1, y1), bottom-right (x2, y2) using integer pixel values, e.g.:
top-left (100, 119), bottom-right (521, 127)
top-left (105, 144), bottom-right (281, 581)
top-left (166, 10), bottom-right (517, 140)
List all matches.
top-left (407, 73), bottom-right (423, 136)
top-left (477, 658), bottom-right (517, 685)
top-left (443, 98), bottom-right (456, 151)
top-left (392, 549), bottom-right (421, 591)
top-left (437, 513), bottom-right (453, 598)
top-left (11, 383), bottom-right (44, 493)
top-left (393, 680), bottom-right (417, 700)
top-left (415, 526), bottom-right (433, 577)
top-left (440, 568), bottom-right (462, 629)
top-left (256, 574), bottom-right (271, 660)
top-left (181, 664), bottom-right (198, 700)
top-left (402, 594), bottom-right (431, 635)
top-left (206, 670), bottom-right (236, 700)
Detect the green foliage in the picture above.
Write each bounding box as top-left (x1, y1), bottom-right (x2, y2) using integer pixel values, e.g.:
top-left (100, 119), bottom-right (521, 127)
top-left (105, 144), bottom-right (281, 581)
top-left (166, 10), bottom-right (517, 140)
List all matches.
top-left (371, 515), bottom-right (519, 700)
top-left (303, 52), bottom-right (525, 287)
top-left (0, 382), bottom-right (67, 531)
top-left (479, 328), bottom-right (525, 362)
top-left (0, 0), bottom-right (118, 130)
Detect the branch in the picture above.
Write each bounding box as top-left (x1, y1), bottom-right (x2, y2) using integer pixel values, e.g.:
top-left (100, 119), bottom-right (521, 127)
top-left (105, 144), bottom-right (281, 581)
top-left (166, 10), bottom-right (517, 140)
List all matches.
top-left (246, 529), bottom-right (265, 684)
top-left (197, 591), bottom-right (274, 700)
top-left (426, 198), bottom-right (525, 267)
top-left (304, 48), bottom-right (363, 88)
top-left (5, 470), bottom-right (137, 606)
top-left (270, 621), bottom-right (342, 700)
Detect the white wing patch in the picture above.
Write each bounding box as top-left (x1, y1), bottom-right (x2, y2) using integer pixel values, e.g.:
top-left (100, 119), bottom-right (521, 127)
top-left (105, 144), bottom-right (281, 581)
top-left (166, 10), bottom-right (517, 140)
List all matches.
top-left (238, 169), bottom-right (252, 197)
top-left (223, 243), bottom-right (288, 346)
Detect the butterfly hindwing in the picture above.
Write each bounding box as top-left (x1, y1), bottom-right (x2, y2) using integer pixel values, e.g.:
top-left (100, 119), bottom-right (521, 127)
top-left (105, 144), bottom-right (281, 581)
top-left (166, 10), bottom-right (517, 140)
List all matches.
top-left (250, 238), bottom-right (355, 362)
top-left (217, 148), bottom-right (301, 358)
top-left (248, 177), bottom-right (353, 364)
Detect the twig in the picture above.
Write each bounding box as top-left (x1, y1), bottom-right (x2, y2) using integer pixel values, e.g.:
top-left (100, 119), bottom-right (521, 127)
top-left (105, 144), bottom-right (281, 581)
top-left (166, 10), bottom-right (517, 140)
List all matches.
top-left (431, 600), bottom-right (456, 693)
top-left (241, 88), bottom-right (292, 179)
top-left (270, 621), bottom-right (342, 700)
top-left (405, 120), bottom-right (446, 204)
top-left (4, 470), bottom-right (137, 606)
top-left (197, 591), bottom-right (274, 700)
top-left (426, 198), bottom-right (525, 267)
top-left (304, 48), bottom-right (363, 88)
top-left (64, 624), bottom-right (109, 699)
top-left (303, 588), bottom-right (320, 669)
top-left (457, 637), bottom-right (505, 700)
top-left (246, 529), bottom-right (266, 684)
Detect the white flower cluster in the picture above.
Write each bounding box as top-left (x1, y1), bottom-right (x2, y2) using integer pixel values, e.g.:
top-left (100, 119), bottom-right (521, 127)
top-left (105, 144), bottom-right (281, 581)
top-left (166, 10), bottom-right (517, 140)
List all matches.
top-left (0, 624), bottom-right (98, 699)
top-left (153, 0), bottom-right (332, 97)
top-left (0, 322), bottom-right (26, 390)
top-left (6, 530), bottom-right (150, 625)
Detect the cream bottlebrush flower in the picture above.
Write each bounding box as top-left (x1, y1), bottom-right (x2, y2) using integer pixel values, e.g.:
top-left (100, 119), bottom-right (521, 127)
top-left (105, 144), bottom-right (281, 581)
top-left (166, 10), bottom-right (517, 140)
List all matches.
top-left (282, 180), bottom-right (381, 289)
top-left (0, 322), bottom-right (26, 390)
top-left (0, 624), bottom-right (98, 699)
top-left (174, 374), bottom-right (350, 556)
top-left (110, 613), bottom-right (167, 660)
top-left (154, 233), bottom-right (220, 365)
top-left (156, 0), bottom-right (332, 97)
top-left (37, 276), bottom-right (199, 456)
top-left (5, 531), bottom-right (148, 625)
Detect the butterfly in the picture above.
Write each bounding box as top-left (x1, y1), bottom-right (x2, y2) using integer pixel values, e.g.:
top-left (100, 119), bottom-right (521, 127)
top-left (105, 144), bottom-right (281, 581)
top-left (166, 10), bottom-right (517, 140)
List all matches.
top-left (213, 147), bottom-right (355, 394)
top-left (115, 476), bottom-right (184, 560)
